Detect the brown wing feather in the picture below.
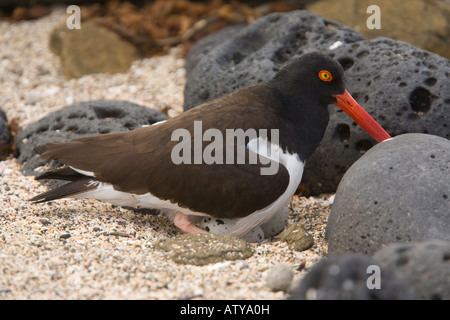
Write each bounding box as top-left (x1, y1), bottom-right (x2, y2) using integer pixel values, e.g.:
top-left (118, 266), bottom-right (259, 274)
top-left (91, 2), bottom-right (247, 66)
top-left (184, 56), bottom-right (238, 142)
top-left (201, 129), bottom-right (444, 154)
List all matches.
top-left (29, 177), bottom-right (97, 203)
top-left (37, 85), bottom-right (292, 218)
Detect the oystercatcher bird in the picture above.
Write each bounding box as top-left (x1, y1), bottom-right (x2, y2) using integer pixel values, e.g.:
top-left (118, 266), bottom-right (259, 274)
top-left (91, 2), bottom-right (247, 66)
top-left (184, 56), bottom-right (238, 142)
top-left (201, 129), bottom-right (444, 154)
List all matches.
top-left (30, 52), bottom-right (391, 237)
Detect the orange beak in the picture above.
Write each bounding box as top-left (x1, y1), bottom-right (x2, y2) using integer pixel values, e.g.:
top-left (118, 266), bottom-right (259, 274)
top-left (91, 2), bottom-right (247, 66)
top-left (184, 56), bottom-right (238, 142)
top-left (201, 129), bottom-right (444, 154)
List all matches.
top-left (333, 89), bottom-right (391, 143)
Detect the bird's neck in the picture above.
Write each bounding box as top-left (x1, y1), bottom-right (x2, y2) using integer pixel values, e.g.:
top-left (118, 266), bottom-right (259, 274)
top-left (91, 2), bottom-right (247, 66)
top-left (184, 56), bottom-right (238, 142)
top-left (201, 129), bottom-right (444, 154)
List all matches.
top-left (270, 85), bottom-right (330, 161)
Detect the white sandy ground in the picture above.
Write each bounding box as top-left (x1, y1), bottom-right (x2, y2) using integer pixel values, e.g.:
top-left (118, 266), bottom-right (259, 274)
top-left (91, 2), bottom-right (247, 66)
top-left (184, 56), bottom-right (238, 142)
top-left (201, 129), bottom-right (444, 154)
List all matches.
top-left (0, 7), bottom-right (332, 299)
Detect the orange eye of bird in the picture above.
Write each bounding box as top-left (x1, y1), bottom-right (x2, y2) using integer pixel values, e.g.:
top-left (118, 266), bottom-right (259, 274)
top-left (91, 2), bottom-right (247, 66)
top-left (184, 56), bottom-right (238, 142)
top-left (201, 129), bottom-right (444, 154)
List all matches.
top-left (319, 70), bottom-right (333, 82)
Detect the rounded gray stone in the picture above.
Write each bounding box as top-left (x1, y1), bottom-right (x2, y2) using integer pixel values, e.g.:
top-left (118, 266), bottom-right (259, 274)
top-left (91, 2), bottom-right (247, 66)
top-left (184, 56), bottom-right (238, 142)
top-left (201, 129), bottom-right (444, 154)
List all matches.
top-left (265, 263), bottom-right (294, 292)
top-left (326, 133), bottom-right (450, 255)
top-left (373, 240), bottom-right (450, 300)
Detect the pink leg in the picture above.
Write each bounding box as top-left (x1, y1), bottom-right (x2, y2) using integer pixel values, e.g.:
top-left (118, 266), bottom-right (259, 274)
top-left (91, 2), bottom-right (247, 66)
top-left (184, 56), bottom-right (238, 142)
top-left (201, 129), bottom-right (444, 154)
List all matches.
top-left (173, 212), bottom-right (209, 234)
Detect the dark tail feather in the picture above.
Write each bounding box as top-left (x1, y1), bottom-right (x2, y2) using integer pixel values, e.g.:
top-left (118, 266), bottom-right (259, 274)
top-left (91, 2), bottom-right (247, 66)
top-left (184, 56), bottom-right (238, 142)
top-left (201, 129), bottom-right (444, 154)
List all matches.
top-left (29, 177), bottom-right (98, 203)
top-left (35, 166), bottom-right (87, 181)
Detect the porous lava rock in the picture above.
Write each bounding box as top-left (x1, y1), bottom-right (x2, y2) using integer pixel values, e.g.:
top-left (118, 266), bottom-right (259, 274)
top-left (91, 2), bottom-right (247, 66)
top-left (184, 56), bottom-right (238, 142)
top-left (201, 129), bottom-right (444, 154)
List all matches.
top-left (373, 240), bottom-right (450, 300)
top-left (16, 100), bottom-right (167, 176)
top-left (289, 254), bottom-right (417, 300)
top-left (0, 108), bottom-right (11, 156)
top-left (184, 10), bottom-right (364, 110)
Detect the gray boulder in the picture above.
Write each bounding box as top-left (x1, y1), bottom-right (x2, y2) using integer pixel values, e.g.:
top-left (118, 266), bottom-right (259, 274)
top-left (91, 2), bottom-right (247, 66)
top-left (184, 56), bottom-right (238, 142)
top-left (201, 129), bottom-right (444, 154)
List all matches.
top-left (16, 100), bottom-right (167, 176)
top-left (185, 24), bottom-right (246, 73)
top-left (184, 10), bottom-right (364, 111)
top-left (326, 134), bottom-right (450, 255)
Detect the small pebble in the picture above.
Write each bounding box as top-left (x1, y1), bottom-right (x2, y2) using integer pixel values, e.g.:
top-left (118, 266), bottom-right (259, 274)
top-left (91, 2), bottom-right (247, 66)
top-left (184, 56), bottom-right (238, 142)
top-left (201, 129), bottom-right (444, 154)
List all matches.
top-left (24, 90), bottom-right (42, 105)
top-left (39, 218), bottom-right (51, 226)
top-left (279, 222), bottom-right (314, 251)
top-left (265, 263), bottom-right (294, 292)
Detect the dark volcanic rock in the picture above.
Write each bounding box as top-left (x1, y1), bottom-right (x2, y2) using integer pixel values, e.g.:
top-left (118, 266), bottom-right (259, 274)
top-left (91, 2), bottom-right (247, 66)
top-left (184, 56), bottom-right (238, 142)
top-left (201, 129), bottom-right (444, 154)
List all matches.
top-left (290, 255), bottom-right (417, 300)
top-left (373, 240), bottom-right (450, 300)
top-left (184, 10), bottom-right (364, 111)
top-left (0, 108), bottom-right (11, 156)
top-left (16, 100), bottom-right (167, 176)
top-left (185, 24), bottom-right (246, 73)
top-left (184, 10), bottom-right (450, 194)
top-left (326, 134), bottom-right (450, 255)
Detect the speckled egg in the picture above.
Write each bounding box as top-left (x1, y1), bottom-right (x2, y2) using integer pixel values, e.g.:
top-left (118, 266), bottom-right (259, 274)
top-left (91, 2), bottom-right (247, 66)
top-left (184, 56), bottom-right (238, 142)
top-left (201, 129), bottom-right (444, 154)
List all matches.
top-left (199, 206), bottom-right (290, 242)
top-left (199, 217), bottom-right (265, 243)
